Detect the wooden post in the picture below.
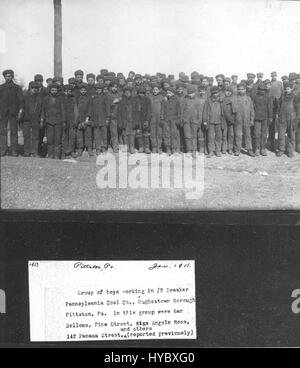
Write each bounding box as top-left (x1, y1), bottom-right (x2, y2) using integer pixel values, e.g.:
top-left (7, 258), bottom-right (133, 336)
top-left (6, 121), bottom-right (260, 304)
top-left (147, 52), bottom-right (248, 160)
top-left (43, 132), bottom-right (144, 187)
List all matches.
top-left (53, 0), bottom-right (62, 77)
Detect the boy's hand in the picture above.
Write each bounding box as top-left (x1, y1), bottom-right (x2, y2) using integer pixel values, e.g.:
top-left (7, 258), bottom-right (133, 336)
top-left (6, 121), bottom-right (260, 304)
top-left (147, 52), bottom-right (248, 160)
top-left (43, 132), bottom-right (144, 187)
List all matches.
top-left (17, 109), bottom-right (23, 121)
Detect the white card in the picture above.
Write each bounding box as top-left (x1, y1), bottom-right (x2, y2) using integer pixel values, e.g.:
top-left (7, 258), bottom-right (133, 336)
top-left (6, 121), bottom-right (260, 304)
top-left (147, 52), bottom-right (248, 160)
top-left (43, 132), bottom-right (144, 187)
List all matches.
top-left (28, 260), bottom-right (196, 342)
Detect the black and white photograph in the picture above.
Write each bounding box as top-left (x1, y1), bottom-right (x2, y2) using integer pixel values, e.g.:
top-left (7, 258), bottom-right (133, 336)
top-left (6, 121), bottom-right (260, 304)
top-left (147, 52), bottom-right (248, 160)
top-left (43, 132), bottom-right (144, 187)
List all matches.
top-left (0, 0), bottom-right (299, 210)
top-left (1, 0), bottom-right (300, 352)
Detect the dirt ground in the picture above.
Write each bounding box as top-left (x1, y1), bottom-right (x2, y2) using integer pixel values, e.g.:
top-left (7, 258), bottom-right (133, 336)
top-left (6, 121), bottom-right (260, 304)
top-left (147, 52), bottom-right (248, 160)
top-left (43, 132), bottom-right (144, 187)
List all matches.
top-left (1, 148), bottom-right (300, 210)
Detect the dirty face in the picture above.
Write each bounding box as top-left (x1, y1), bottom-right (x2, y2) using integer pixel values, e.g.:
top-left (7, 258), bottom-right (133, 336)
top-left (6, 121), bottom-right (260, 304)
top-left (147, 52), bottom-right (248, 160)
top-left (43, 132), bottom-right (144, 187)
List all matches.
top-left (75, 74), bottom-right (83, 83)
top-left (238, 86), bottom-right (246, 95)
top-left (50, 87), bottom-right (58, 96)
top-left (152, 87), bottom-right (160, 95)
top-left (216, 77), bottom-right (223, 86)
top-left (87, 77), bottom-right (95, 86)
top-left (4, 73), bottom-right (13, 83)
top-left (80, 87), bottom-right (87, 95)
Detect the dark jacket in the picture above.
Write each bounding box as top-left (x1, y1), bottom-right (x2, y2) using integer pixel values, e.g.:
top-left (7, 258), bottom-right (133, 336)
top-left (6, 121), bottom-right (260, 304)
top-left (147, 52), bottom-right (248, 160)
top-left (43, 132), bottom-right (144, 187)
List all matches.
top-left (135, 95), bottom-right (152, 122)
top-left (77, 95), bottom-right (91, 123)
top-left (278, 93), bottom-right (297, 123)
top-left (107, 91), bottom-right (122, 120)
top-left (203, 96), bottom-right (224, 125)
top-left (221, 95), bottom-right (237, 125)
top-left (162, 96), bottom-right (181, 123)
top-left (87, 85), bottom-right (97, 98)
top-left (23, 93), bottom-right (43, 122)
top-left (252, 91), bottom-right (273, 121)
top-left (182, 96), bottom-right (206, 125)
top-left (42, 95), bottom-right (65, 125)
top-left (149, 94), bottom-right (164, 120)
top-left (91, 94), bottom-right (110, 127)
top-left (117, 96), bottom-right (139, 130)
top-left (0, 81), bottom-right (24, 117)
top-left (64, 96), bottom-right (78, 127)
top-left (235, 95), bottom-right (255, 125)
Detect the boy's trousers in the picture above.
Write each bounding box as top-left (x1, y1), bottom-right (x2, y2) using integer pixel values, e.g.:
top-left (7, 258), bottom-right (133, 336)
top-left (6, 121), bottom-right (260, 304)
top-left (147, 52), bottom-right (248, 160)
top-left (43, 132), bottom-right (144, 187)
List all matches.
top-left (227, 124), bottom-right (234, 151)
top-left (183, 122), bottom-right (205, 152)
top-left (277, 119), bottom-right (297, 154)
top-left (23, 120), bottom-right (40, 155)
top-left (77, 125), bottom-right (92, 149)
top-left (94, 125), bottom-right (107, 150)
top-left (110, 119), bottom-right (118, 151)
top-left (221, 124), bottom-right (228, 152)
top-left (119, 125), bottom-right (136, 148)
top-left (234, 120), bottom-right (253, 152)
top-left (0, 115), bottom-right (18, 155)
top-left (207, 123), bottom-right (222, 154)
top-left (254, 119), bottom-right (268, 150)
top-left (150, 116), bottom-right (163, 150)
top-left (62, 125), bottom-right (77, 155)
top-left (46, 123), bottom-right (62, 159)
top-left (164, 119), bottom-right (180, 151)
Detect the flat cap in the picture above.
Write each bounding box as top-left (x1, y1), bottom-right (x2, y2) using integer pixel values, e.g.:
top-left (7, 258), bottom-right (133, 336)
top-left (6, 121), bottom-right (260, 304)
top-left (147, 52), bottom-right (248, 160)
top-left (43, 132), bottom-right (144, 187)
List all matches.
top-left (74, 69), bottom-right (84, 76)
top-left (34, 74), bottom-right (43, 81)
top-left (86, 73), bottom-right (95, 80)
top-left (29, 81), bottom-right (40, 89)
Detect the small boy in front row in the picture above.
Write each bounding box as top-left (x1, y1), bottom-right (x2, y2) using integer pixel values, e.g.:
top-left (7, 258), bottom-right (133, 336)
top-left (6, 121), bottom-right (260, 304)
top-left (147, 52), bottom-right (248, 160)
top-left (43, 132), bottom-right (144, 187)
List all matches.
top-left (203, 86), bottom-right (224, 157)
top-left (90, 83), bottom-right (110, 155)
top-left (221, 86), bottom-right (237, 155)
top-left (62, 84), bottom-right (78, 159)
top-left (23, 81), bottom-right (43, 157)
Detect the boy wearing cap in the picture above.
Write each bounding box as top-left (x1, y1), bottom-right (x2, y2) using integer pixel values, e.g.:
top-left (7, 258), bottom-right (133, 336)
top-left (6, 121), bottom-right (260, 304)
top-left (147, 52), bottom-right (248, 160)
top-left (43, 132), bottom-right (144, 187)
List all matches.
top-left (276, 82), bottom-right (298, 158)
top-left (252, 83), bottom-right (273, 156)
top-left (62, 84), bottom-right (78, 159)
top-left (215, 74), bottom-right (225, 101)
top-left (41, 83), bottom-right (65, 159)
top-left (223, 78), bottom-right (231, 88)
top-left (182, 85), bottom-right (207, 157)
top-left (268, 71), bottom-right (283, 151)
top-left (117, 86), bottom-right (139, 154)
top-left (234, 83), bottom-right (255, 156)
top-left (76, 84), bottom-right (93, 156)
top-left (0, 69), bottom-right (24, 156)
top-left (149, 85), bottom-right (164, 153)
top-left (34, 74), bottom-right (48, 99)
top-left (176, 85), bottom-right (187, 151)
top-left (23, 81), bottom-right (43, 157)
top-left (90, 84), bottom-right (110, 155)
top-left (221, 87), bottom-right (237, 155)
top-left (161, 87), bottom-right (181, 155)
top-left (203, 86), bottom-right (224, 157)
top-left (231, 75), bottom-right (238, 94)
top-left (73, 70), bottom-right (84, 100)
top-left (86, 73), bottom-right (97, 98)
top-left (46, 78), bottom-right (53, 88)
top-left (135, 86), bottom-right (152, 154)
top-left (107, 82), bottom-right (122, 153)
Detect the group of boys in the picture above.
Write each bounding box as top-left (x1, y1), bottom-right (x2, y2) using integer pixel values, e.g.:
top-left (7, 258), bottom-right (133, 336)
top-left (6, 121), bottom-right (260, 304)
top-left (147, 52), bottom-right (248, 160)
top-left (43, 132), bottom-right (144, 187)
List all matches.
top-left (0, 69), bottom-right (299, 159)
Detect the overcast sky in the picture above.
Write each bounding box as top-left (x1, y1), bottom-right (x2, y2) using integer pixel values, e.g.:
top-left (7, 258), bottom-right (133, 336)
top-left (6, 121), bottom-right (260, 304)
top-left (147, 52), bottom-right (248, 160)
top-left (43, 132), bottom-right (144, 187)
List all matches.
top-left (1, 0), bottom-right (300, 86)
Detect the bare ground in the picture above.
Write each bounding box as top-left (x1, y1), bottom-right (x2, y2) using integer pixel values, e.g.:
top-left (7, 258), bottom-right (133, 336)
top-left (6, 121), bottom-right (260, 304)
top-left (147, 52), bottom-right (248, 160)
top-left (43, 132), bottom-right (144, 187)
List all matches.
top-left (1, 149), bottom-right (300, 210)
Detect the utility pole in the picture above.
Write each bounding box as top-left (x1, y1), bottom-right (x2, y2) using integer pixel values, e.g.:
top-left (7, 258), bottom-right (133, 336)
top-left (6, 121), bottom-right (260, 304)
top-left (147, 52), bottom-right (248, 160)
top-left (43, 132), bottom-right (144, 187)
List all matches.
top-left (53, 0), bottom-right (62, 77)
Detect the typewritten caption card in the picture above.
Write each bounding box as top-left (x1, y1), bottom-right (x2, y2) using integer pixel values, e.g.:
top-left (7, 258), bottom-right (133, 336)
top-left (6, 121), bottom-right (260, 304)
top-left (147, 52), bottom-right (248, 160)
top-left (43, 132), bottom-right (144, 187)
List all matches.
top-left (28, 260), bottom-right (196, 342)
